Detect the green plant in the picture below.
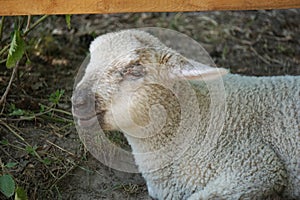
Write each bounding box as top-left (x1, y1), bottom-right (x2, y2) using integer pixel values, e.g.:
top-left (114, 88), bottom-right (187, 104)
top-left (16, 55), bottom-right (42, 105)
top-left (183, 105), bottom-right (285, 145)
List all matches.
top-left (65, 15), bottom-right (71, 30)
top-left (0, 174), bottom-right (15, 198)
top-left (15, 187), bottom-right (28, 200)
top-left (49, 89), bottom-right (65, 106)
top-left (0, 15), bottom-right (72, 107)
top-left (0, 174), bottom-right (28, 200)
top-left (8, 103), bottom-right (26, 116)
top-left (0, 162), bottom-right (28, 199)
top-left (6, 28), bottom-right (25, 68)
top-left (0, 14), bottom-right (76, 199)
top-left (25, 145), bottom-right (38, 156)
top-left (4, 162), bottom-right (17, 168)
top-left (0, 15), bottom-right (49, 107)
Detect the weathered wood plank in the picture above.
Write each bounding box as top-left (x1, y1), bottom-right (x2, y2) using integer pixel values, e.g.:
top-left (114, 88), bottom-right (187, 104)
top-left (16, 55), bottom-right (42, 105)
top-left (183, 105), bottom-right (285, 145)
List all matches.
top-left (1, 0), bottom-right (300, 16)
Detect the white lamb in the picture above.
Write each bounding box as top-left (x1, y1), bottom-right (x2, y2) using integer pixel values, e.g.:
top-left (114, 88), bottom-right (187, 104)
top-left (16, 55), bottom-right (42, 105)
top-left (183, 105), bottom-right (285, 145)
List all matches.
top-left (72, 30), bottom-right (300, 200)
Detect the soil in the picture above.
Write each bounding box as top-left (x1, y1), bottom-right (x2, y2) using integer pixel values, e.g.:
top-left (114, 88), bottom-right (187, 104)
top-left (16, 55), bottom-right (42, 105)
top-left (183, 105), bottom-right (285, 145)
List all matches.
top-left (0, 10), bottom-right (299, 200)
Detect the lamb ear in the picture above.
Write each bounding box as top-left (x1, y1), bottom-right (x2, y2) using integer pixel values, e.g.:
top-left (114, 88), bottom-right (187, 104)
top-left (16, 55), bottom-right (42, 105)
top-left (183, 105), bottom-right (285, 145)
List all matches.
top-left (172, 59), bottom-right (228, 81)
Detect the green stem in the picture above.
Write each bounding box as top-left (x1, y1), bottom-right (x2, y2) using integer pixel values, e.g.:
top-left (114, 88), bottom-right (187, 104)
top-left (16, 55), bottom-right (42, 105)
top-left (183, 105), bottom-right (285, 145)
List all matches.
top-left (40, 103), bottom-right (73, 116)
top-left (0, 44), bottom-right (9, 57)
top-left (40, 114), bottom-right (74, 123)
top-left (50, 107), bottom-right (73, 116)
top-left (23, 15), bottom-right (49, 37)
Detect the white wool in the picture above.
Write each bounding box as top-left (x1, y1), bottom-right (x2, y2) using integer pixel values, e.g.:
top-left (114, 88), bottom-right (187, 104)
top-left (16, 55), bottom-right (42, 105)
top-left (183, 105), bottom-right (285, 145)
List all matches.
top-left (78, 30), bottom-right (300, 200)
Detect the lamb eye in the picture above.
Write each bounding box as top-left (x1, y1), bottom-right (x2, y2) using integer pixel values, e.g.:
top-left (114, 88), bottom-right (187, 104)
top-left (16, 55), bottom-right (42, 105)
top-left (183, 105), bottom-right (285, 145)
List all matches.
top-left (119, 64), bottom-right (145, 80)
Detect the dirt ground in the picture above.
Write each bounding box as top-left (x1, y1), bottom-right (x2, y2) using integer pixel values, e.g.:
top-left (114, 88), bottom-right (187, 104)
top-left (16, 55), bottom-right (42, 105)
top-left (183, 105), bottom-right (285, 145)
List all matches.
top-left (0, 10), bottom-right (300, 200)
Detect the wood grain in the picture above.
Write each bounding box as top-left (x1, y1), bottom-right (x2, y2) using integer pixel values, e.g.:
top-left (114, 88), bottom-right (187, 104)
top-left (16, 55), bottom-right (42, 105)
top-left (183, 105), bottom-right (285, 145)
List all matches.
top-left (1, 0), bottom-right (300, 16)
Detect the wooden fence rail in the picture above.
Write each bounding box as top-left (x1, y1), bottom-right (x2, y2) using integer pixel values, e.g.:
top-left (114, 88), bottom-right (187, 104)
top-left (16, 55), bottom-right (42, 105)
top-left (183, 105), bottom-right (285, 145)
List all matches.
top-left (1, 0), bottom-right (300, 16)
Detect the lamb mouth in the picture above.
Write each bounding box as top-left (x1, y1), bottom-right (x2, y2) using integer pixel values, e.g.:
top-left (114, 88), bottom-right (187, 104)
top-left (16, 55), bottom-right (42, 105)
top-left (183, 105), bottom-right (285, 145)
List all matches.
top-left (75, 111), bottom-right (106, 128)
top-left (75, 115), bottom-right (98, 127)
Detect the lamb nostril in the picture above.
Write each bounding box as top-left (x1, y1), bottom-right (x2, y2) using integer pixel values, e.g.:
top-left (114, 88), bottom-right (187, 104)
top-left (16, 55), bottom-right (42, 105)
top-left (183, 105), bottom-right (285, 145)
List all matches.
top-left (72, 88), bottom-right (98, 119)
top-left (72, 94), bottom-right (87, 107)
top-left (74, 96), bottom-right (86, 106)
top-left (72, 89), bottom-right (94, 108)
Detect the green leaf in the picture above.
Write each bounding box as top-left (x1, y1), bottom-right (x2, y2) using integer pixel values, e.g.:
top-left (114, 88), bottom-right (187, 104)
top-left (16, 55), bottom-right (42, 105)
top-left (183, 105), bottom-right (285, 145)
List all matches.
top-left (39, 104), bottom-right (45, 112)
top-left (42, 158), bottom-right (51, 165)
top-left (49, 89), bottom-right (65, 105)
top-left (15, 187), bottom-right (28, 200)
top-left (5, 162), bottom-right (18, 168)
top-left (6, 30), bottom-right (25, 68)
top-left (0, 174), bottom-right (15, 198)
top-left (25, 145), bottom-right (38, 156)
top-left (65, 15), bottom-right (71, 29)
top-left (9, 108), bottom-right (25, 116)
top-left (0, 140), bottom-right (9, 145)
top-left (8, 103), bottom-right (16, 112)
top-left (25, 59), bottom-right (31, 65)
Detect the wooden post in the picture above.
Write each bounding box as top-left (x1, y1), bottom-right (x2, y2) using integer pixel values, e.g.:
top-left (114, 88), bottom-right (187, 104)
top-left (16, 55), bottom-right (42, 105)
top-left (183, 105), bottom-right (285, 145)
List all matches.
top-left (1, 0), bottom-right (300, 16)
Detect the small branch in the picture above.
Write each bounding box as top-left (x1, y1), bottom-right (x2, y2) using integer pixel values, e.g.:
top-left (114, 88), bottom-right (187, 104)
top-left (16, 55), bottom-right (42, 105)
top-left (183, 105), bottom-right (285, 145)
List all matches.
top-left (0, 44), bottom-right (9, 57)
top-left (0, 59), bottom-right (6, 64)
top-left (249, 46), bottom-right (271, 65)
top-left (23, 15), bottom-right (48, 37)
top-left (42, 104), bottom-right (73, 116)
top-left (0, 16), bottom-right (5, 42)
top-left (0, 157), bottom-right (5, 173)
top-left (39, 114), bottom-right (74, 123)
top-left (25, 15), bottom-right (32, 33)
top-left (46, 140), bottom-right (76, 157)
top-left (0, 119), bottom-right (28, 145)
top-left (0, 62), bottom-right (19, 107)
top-left (0, 146), bottom-right (20, 166)
top-left (49, 163), bottom-right (76, 190)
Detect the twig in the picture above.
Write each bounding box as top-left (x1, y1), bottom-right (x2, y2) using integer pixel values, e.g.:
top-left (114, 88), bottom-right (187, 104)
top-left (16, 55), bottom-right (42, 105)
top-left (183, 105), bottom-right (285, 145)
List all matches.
top-left (48, 124), bottom-right (64, 138)
top-left (0, 62), bottom-right (19, 107)
top-left (23, 15), bottom-right (49, 37)
top-left (49, 163), bottom-right (76, 190)
top-left (0, 157), bottom-right (4, 172)
top-left (46, 140), bottom-right (76, 157)
top-left (0, 44), bottom-right (9, 57)
top-left (249, 46), bottom-right (271, 65)
top-left (0, 119), bottom-right (28, 144)
top-left (40, 104), bottom-right (73, 116)
top-left (39, 114), bottom-right (74, 123)
top-left (56, 122), bottom-right (73, 131)
top-left (25, 15), bottom-right (32, 33)
top-left (0, 146), bottom-right (19, 162)
top-left (0, 104), bottom-right (73, 123)
top-left (0, 16), bottom-right (5, 42)
top-left (250, 46), bottom-right (283, 66)
top-left (263, 55), bottom-right (281, 65)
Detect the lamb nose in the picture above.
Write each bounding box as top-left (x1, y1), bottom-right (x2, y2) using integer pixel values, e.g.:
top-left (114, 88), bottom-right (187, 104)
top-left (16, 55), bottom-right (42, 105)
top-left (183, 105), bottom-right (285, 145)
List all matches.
top-left (72, 89), bottom-right (93, 109)
top-left (72, 89), bottom-right (88, 107)
top-left (74, 96), bottom-right (86, 107)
